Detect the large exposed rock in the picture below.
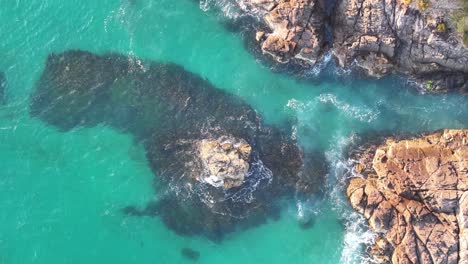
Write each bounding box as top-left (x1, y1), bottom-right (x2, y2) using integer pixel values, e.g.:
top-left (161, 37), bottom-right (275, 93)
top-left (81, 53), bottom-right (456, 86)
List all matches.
top-left (346, 129), bottom-right (468, 263)
top-left (333, 0), bottom-right (468, 93)
top-left (197, 136), bottom-right (252, 189)
top-left (30, 50), bottom-right (326, 239)
top-left (236, 0), bottom-right (327, 65)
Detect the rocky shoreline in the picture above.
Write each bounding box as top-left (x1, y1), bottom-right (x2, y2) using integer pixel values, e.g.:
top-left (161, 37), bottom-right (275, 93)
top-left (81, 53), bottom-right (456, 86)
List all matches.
top-left (236, 0), bottom-right (327, 66)
top-left (346, 129), bottom-right (467, 263)
top-left (232, 0), bottom-right (468, 93)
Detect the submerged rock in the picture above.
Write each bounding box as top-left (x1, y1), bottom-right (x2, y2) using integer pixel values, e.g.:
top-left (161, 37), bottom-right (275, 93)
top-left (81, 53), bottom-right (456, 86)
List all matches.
top-left (333, 0), bottom-right (468, 93)
top-left (181, 248), bottom-right (200, 261)
top-left (346, 129), bottom-right (468, 263)
top-left (30, 50), bottom-right (325, 239)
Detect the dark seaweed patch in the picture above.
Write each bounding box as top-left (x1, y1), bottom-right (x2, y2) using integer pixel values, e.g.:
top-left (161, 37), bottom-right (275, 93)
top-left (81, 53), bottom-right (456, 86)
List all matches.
top-left (298, 217), bottom-right (315, 230)
top-left (30, 50), bottom-right (326, 240)
top-left (181, 248), bottom-right (200, 261)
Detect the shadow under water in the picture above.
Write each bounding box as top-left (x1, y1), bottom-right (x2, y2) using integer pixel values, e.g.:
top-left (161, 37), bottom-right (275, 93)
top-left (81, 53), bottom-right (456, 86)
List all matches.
top-left (29, 50), bottom-right (327, 240)
top-left (181, 247), bottom-right (200, 261)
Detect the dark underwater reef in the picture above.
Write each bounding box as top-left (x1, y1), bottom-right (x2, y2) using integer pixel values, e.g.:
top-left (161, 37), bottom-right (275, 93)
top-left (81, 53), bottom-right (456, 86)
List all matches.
top-left (30, 50), bottom-right (326, 240)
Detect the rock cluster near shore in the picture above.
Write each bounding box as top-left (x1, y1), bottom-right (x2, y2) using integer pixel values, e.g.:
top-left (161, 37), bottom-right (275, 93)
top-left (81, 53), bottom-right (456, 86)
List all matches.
top-left (237, 0), bottom-right (326, 65)
top-left (234, 0), bottom-right (468, 93)
top-left (347, 129), bottom-right (468, 263)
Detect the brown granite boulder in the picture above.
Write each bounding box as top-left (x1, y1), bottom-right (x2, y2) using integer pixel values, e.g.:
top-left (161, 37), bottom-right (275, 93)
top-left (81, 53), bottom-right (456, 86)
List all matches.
top-left (347, 129), bottom-right (468, 263)
top-left (197, 136), bottom-right (252, 189)
top-left (237, 0), bottom-right (326, 65)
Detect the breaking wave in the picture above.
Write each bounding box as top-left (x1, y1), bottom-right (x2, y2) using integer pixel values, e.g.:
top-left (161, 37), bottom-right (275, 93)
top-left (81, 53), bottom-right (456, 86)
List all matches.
top-left (325, 134), bottom-right (377, 264)
top-left (286, 93), bottom-right (380, 123)
top-left (199, 0), bottom-right (245, 19)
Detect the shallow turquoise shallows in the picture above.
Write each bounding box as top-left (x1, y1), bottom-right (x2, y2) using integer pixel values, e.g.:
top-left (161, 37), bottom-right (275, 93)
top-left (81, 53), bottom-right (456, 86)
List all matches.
top-left (0, 0), bottom-right (467, 263)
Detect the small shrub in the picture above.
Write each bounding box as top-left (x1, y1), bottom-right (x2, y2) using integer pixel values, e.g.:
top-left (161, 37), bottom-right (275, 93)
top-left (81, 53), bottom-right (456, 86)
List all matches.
top-left (402, 0), bottom-right (412, 6)
top-left (426, 80), bottom-right (434, 92)
top-left (450, 7), bottom-right (468, 46)
top-left (436, 22), bottom-right (447, 33)
top-left (418, 0), bottom-right (429, 11)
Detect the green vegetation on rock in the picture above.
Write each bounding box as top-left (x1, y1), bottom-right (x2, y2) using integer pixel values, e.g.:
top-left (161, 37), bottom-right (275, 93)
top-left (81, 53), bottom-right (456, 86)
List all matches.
top-left (450, 0), bottom-right (468, 45)
top-left (426, 80), bottom-right (434, 92)
top-left (418, 0), bottom-right (430, 11)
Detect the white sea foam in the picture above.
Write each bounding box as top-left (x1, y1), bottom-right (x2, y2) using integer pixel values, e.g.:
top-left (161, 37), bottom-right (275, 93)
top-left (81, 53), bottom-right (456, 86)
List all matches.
top-left (222, 159), bottom-right (273, 204)
top-left (325, 134), bottom-right (377, 264)
top-left (306, 51), bottom-right (333, 77)
top-left (318, 94), bottom-right (380, 123)
top-left (199, 0), bottom-right (245, 19)
top-left (104, 2), bottom-right (130, 33)
top-left (340, 211), bottom-right (377, 264)
top-left (104, 2), bottom-right (146, 73)
top-left (286, 94), bottom-right (380, 123)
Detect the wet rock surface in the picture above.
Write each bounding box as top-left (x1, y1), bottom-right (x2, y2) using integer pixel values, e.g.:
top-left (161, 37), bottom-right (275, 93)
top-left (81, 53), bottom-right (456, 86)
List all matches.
top-left (346, 129), bottom-right (468, 263)
top-left (30, 50), bottom-right (325, 239)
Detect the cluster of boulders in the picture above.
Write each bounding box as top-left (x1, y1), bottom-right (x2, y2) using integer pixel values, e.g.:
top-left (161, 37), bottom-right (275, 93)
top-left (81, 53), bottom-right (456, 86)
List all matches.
top-left (197, 136), bottom-right (252, 189)
top-left (333, 0), bottom-right (468, 93)
top-left (346, 129), bottom-right (468, 263)
top-left (234, 0), bottom-right (468, 93)
top-left (30, 50), bottom-right (326, 239)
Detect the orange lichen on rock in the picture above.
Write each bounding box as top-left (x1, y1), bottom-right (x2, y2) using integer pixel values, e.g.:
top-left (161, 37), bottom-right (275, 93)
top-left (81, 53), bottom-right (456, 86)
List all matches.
top-left (347, 129), bottom-right (468, 263)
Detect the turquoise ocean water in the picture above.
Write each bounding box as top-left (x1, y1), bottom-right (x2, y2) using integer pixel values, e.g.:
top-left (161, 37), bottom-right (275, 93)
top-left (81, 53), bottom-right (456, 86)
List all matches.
top-left (0, 0), bottom-right (467, 263)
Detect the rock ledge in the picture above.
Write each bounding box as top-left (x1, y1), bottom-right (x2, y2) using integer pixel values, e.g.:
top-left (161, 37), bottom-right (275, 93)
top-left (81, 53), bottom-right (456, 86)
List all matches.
top-left (347, 129), bottom-right (468, 263)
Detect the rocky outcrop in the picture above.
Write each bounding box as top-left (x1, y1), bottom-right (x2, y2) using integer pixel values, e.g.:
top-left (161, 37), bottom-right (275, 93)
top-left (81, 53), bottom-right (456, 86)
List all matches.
top-left (236, 0), bottom-right (326, 65)
top-left (232, 0), bottom-right (468, 93)
top-left (346, 129), bottom-right (468, 263)
top-left (333, 0), bottom-right (468, 93)
top-left (197, 136), bottom-right (252, 189)
top-left (30, 50), bottom-right (326, 239)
